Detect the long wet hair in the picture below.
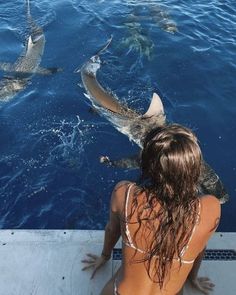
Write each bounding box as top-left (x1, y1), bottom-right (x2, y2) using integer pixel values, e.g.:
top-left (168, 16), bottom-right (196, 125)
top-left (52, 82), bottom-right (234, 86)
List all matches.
top-left (129, 124), bottom-right (202, 288)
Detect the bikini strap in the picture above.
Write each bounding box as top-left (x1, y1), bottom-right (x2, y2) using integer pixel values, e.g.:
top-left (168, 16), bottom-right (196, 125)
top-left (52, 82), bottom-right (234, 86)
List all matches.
top-left (180, 199), bottom-right (201, 257)
top-left (124, 183), bottom-right (135, 248)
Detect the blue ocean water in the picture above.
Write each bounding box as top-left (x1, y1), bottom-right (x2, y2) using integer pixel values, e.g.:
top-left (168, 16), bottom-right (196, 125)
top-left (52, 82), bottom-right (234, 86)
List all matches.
top-left (0, 0), bottom-right (235, 231)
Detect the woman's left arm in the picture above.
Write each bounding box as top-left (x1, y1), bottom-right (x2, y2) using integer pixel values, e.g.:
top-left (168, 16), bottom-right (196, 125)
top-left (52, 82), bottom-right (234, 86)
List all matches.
top-left (101, 209), bottom-right (121, 260)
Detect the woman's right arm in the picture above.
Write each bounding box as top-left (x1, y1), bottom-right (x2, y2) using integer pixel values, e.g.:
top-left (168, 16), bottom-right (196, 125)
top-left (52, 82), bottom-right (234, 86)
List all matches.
top-left (188, 195), bottom-right (221, 294)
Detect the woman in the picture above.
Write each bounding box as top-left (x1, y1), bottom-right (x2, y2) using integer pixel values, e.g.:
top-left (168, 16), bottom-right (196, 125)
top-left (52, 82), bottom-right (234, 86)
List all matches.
top-left (82, 124), bottom-right (221, 295)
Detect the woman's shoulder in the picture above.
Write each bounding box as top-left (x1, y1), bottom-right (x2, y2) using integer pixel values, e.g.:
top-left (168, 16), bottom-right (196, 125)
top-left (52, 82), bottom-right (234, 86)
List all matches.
top-left (110, 181), bottom-right (136, 213)
top-left (199, 194), bottom-right (221, 231)
top-left (112, 181), bottom-right (136, 200)
top-left (200, 194), bottom-right (221, 210)
top-left (114, 180), bottom-right (133, 190)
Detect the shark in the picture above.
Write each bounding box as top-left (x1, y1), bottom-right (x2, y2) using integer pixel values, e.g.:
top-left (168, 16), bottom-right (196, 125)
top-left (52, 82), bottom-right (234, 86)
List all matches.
top-left (77, 38), bottom-right (229, 204)
top-left (0, 0), bottom-right (60, 102)
top-left (79, 37), bottom-right (165, 148)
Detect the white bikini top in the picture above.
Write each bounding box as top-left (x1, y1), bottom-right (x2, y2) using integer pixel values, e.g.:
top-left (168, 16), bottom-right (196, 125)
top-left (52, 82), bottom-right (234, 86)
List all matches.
top-left (123, 183), bottom-right (201, 264)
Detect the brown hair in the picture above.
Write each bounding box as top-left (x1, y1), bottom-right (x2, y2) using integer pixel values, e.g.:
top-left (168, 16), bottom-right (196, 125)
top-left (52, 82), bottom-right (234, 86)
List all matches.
top-left (130, 124), bottom-right (202, 287)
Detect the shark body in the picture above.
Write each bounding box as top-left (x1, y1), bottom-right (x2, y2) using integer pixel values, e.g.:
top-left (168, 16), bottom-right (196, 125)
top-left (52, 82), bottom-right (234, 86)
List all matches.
top-left (78, 38), bottom-right (229, 204)
top-left (79, 38), bottom-right (165, 147)
top-left (0, 0), bottom-right (59, 102)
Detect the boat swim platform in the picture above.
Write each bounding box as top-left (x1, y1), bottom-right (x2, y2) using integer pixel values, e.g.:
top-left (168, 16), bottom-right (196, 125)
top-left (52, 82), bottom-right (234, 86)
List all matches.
top-left (0, 230), bottom-right (235, 295)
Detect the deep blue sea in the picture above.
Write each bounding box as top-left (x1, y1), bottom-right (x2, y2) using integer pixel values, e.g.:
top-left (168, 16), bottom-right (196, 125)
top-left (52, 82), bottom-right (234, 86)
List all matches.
top-left (0, 0), bottom-right (235, 231)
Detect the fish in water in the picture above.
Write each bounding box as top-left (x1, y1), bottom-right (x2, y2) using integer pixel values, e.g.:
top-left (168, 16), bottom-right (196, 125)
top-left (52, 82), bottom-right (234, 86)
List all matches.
top-left (0, 0), bottom-right (60, 102)
top-left (77, 38), bottom-right (229, 204)
top-left (148, 3), bottom-right (178, 34)
top-left (121, 15), bottom-right (154, 61)
top-left (119, 2), bottom-right (177, 60)
top-left (125, 0), bottom-right (178, 34)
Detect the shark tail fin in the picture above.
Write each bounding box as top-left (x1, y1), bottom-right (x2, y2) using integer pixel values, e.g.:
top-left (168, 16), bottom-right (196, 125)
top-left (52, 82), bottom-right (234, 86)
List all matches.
top-left (74, 36), bottom-right (112, 74)
top-left (95, 35), bottom-right (113, 56)
top-left (26, 0), bottom-right (31, 18)
top-left (143, 92), bottom-right (166, 122)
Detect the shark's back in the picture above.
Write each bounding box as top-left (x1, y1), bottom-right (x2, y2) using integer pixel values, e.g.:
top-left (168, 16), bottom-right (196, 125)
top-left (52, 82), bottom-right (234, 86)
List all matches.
top-left (15, 33), bottom-right (45, 74)
top-left (0, 0), bottom-right (45, 102)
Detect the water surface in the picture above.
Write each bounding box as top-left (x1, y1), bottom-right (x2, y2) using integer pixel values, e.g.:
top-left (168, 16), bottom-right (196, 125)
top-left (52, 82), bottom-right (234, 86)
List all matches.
top-left (0, 0), bottom-right (235, 231)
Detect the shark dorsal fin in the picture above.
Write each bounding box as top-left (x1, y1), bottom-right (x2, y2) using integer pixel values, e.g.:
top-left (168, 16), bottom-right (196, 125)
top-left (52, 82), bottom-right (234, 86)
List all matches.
top-left (27, 35), bottom-right (34, 51)
top-left (143, 92), bottom-right (164, 118)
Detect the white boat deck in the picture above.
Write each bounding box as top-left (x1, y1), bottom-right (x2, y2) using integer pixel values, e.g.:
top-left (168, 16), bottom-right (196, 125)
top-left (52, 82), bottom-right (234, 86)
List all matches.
top-left (0, 230), bottom-right (235, 295)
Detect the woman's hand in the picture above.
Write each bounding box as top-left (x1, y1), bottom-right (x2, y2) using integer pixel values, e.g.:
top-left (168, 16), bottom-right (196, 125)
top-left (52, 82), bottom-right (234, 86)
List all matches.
top-left (81, 253), bottom-right (109, 279)
top-left (189, 277), bottom-right (215, 294)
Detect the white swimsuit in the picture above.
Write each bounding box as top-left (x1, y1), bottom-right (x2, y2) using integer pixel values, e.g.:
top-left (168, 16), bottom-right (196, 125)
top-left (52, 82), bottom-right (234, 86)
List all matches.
top-left (114, 183), bottom-right (201, 294)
